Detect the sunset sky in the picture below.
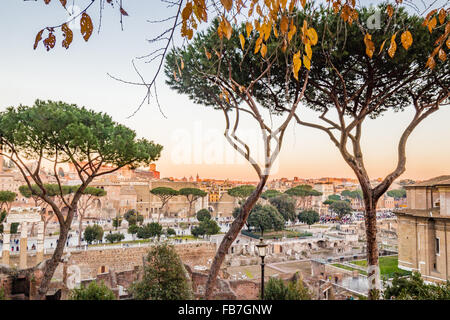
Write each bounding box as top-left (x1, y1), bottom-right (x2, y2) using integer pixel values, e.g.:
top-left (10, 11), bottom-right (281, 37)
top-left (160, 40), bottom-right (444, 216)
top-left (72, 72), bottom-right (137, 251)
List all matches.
top-left (1, 1), bottom-right (449, 181)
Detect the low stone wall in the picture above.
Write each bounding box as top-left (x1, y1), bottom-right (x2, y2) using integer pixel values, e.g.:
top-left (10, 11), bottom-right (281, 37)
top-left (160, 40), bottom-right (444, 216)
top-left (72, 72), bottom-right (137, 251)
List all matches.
top-left (58, 242), bottom-right (217, 280)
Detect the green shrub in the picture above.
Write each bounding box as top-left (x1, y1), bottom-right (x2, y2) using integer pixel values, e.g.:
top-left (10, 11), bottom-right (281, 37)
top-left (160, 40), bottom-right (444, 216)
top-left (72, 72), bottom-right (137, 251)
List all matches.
top-left (384, 272), bottom-right (450, 300)
top-left (105, 233), bottom-right (125, 243)
top-left (129, 243), bottom-right (193, 300)
top-left (262, 274), bottom-right (311, 300)
top-left (84, 224), bottom-right (104, 244)
top-left (196, 209), bottom-right (211, 222)
top-left (69, 281), bottom-right (115, 300)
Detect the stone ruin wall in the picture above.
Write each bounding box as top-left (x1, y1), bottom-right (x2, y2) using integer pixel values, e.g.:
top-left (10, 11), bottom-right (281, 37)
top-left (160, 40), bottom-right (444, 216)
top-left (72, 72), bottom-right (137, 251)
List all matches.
top-left (225, 238), bottom-right (357, 267)
top-left (58, 242), bottom-right (217, 280)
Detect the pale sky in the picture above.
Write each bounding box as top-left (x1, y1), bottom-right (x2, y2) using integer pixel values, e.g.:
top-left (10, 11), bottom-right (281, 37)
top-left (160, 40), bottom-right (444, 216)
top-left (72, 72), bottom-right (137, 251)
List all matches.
top-left (0, 1), bottom-right (449, 181)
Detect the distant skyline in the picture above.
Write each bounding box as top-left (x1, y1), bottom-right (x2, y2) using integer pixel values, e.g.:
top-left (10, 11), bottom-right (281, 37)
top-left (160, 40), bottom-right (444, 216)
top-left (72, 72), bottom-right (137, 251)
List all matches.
top-left (1, 2), bottom-right (449, 181)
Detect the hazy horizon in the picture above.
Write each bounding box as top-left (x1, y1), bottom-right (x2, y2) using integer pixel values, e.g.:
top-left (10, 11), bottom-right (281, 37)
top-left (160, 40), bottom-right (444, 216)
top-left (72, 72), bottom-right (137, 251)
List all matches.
top-left (1, 1), bottom-right (449, 182)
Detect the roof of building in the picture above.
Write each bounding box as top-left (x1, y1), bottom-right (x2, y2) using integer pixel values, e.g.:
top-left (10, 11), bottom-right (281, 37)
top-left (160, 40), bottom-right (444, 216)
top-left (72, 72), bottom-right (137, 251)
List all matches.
top-left (395, 208), bottom-right (450, 220)
top-left (406, 175), bottom-right (450, 188)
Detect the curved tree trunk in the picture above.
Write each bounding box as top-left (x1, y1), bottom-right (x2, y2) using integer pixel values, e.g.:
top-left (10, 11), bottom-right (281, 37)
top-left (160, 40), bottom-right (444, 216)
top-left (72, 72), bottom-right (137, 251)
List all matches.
top-left (364, 196), bottom-right (381, 300)
top-left (35, 214), bottom-right (72, 299)
top-left (204, 175), bottom-right (268, 299)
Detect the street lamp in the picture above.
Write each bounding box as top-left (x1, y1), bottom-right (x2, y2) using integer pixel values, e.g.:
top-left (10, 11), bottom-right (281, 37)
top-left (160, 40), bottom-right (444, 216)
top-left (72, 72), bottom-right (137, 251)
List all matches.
top-left (255, 237), bottom-right (268, 300)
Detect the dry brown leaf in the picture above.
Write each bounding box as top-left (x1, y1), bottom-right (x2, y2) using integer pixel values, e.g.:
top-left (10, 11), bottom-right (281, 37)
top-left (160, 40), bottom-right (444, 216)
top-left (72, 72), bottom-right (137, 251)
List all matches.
top-left (43, 32), bottom-right (56, 51)
top-left (80, 13), bottom-right (93, 42)
top-left (33, 29), bottom-right (44, 50)
top-left (61, 23), bottom-right (73, 49)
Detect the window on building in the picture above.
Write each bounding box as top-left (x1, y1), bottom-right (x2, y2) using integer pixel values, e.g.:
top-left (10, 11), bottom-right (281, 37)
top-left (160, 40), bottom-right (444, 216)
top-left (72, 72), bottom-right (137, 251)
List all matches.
top-left (436, 238), bottom-right (440, 255)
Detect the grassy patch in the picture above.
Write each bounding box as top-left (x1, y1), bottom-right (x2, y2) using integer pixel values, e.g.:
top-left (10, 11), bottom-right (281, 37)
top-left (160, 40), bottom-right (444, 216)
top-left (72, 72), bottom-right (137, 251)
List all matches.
top-left (351, 256), bottom-right (411, 278)
top-left (251, 230), bottom-right (312, 239)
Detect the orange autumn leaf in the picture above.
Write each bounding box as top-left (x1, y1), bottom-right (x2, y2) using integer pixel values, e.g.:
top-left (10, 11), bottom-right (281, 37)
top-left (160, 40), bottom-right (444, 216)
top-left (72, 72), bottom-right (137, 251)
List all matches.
top-left (388, 33), bottom-right (397, 58)
top-left (425, 56), bottom-right (436, 69)
top-left (43, 32), bottom-right (56, 51)
top-left (33, 29), bottom-right (44, 50)
top-left (400, 30), bottom-right (413, 50)
top-left (61, 23), bottom-right (73, 49)
top-left (428, 17), bottom-right (437, 33)
top-left (246, 22), bottom-right (253, 38)
top-left (204, 47), bottom-right (212, 60)
top-left (438, 48), bottom-right (447, 62)
top-left (280, 15), bottom-right (289, 34)
top-left (220, 0), bottom-right (233, 12)
top-left (260, 43), bottom-right (267, 58)
top-left (303, 54), bottom-right (311, 70)
top-left (80, 13), bottom-right (93, 42)
top-left (292, 50), bottom-right (302, 81)
top-left (239, 33), bottom-right (245, 50)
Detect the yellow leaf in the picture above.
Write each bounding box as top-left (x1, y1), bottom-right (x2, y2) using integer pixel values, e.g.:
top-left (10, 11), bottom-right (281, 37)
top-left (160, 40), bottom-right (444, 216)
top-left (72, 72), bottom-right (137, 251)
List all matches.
top-left (255, 36), bottom-right (263, 54)
top-left (288, 24), bottom-right (297, 42)
top-left (364, 33), bottom-right (375, 58)
top-left (426, 56), bottom-right (436, 69)
top-left (447, 36), bottom-right (450, 49)
top-left (300, 0), bottom-right (306, 8)
top-left (307, 28), bottom-right (318, 46)
top-left (388, 33), bottom-right (397, 58)
top-left (303, 55), bottom-right (311, 70)
top-left (438, 8), bottom-right (446, 25)
top-left (428, 17), bottom-right (437, 33)
top-left (378, 39), bottom-right (387, 55)
top-left (400, 30), bottom-right (413, 50)
top-left (239, 34), bottom-right (245, 50)
top-left (246, 22), bottom-right (253, 38)
top-left (180, 57), bottom-right (185, 70)
top-left (273, 24), bottom-right (279, 38)
top-left (387, 5), bottom-right (394, 18)
top-left (289, 0), bottom-right (296, 13)
top-left (261, 43), bottom-right (267, 58)
top-left (182, 2), bottom-right (193, 21)
top-left (438, 49), bottom-right (447, 62)
top-left (223, 18), bottom-right (233, 40)
top-left (264, 22), bottom-right (271, 41)
top-left (220, 0), bottom-right (233, 12)
top-left (305, 43), bottom-right (312, 59)
top-left (280, 15), bottom-right (289, 34)
top-left (293, 50), bottom-right (302, 81)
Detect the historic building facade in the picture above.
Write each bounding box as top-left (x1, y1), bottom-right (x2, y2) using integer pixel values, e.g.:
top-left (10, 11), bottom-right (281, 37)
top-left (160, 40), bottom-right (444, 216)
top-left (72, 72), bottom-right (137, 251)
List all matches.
top-left (395, 176), bottom-right (450, 283)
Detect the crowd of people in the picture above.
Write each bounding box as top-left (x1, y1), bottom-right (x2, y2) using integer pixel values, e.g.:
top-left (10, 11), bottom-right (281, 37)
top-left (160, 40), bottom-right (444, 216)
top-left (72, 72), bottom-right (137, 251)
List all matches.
top-left (319, 211), bottom-right (396, 225)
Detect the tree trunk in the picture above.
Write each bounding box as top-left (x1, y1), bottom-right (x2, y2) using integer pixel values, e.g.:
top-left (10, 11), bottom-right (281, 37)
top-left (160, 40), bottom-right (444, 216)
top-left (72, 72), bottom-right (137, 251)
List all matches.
top-left (187, 201), bottom-right (193, 223)
top-left (78, 215), bottom-right (83, 247)
top-left (364, 196), bottom-right (381, 300)
top-left (204, 175), bottom-right (268, 300)
top-left (36, 220), bottom-right (71, 299)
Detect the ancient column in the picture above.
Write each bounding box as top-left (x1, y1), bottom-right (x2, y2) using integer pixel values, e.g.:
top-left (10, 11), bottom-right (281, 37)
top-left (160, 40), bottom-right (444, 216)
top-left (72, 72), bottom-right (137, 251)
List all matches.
top-left (19, 222), bottom-right (28, 269)
top-left (2, 224), bottom-right (10, 265)
top-left (36, 221), bottom-right (45, 264)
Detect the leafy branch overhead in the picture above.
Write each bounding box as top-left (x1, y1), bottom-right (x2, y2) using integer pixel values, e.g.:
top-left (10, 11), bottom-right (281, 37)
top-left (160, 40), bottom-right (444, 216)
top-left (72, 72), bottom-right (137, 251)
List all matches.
top-left (33, 0), bottom-right (129, 51)
top-left (31, 1), bottom-right (449, 70)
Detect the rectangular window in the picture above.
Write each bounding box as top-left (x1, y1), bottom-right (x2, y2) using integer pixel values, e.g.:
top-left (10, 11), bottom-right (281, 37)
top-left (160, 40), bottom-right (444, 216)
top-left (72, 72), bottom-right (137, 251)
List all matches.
top-left (436, 238), bottom-right (440, 255)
